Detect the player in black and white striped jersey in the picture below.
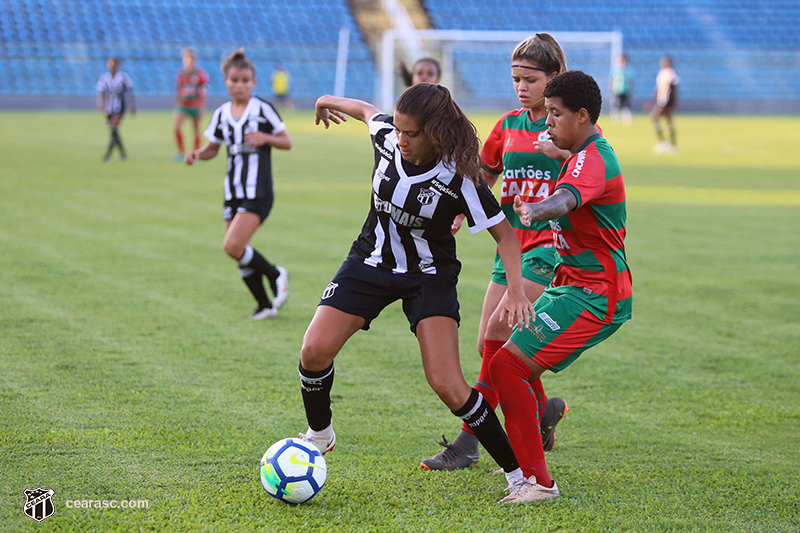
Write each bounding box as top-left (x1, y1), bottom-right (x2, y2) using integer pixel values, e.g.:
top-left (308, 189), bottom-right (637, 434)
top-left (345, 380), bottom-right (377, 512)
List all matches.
top-left (297, 84), bottom-right (537, 501)
top-left (186, 50), bottom-right (292, 320)
top-left (96, 57), bottom-right (135, 162)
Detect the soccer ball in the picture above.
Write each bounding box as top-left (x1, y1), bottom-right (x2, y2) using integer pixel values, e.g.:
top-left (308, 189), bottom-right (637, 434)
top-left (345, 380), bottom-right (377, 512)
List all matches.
top-left (259, 438), bottom-right (327, 504)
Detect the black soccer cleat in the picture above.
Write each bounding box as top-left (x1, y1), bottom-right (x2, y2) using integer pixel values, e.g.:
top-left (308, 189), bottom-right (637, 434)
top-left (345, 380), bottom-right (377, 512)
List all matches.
top-left (420, 432), bottom-right (479, 470)
top-left (541, 397), bottom-right (569, 452)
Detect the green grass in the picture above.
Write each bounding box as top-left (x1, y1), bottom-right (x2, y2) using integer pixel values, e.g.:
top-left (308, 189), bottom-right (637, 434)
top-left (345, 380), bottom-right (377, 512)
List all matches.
top-left (1, 110), bottom-right (799, 532)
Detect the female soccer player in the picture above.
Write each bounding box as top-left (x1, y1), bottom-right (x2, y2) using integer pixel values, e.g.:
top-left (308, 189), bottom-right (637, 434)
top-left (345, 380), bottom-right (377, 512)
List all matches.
top-left (421, 33), bottom-right (571, 471)
top-left (399, 57), bottom-right (441, 86)
top-left (185, 49), bottom-right (291, 320)
top-left (174, 48), bottom-right (209, 162)
top-left (96, 57), bottom-right (135, 162)
top-left (501, 70), bottom-right (632, 502)
top-left (298, 83), bottom-right (535, 500)
top-left (648, 55), bottom-right (679, 154)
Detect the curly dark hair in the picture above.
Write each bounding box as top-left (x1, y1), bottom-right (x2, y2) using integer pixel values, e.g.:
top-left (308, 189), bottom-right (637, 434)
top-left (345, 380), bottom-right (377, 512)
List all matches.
top-left (395, 83), bottom-right (481, 181)
top-left (543, 70), bottom-right (602, 124)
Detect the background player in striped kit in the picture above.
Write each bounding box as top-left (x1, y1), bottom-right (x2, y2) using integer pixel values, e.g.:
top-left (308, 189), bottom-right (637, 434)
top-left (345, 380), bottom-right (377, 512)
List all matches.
top-left (298, 83), bottom-right (536, 501)
top-left (422, 33), bottom-right (571, 471)
top-left (174, 48), bottom-right (209, 162)
top-left (499, 70), bottom-right (632, 502)
top-left (647, 55), bottom-right (679, 154)
top-left (185, 49), bottom-right (291, 320)
top-left (96, 57), bottom-right (135, 162)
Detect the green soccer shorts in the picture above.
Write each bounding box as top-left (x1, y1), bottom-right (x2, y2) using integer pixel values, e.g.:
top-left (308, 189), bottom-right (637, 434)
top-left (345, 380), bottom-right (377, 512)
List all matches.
top-left (509, 288), bottom-right (623, 373)
top-left (491, 247), bottom-right (557, 287)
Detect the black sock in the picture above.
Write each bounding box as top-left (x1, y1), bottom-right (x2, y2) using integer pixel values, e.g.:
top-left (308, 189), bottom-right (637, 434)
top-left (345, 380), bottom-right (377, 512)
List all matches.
top-left (241, 246), bottom-right (280, 293)
top-left (112, 127), bottom-right (125, 155)
top-left (106, 131), bottom-right (116, 155)
top-left (453, 388), bottom-right (519, 473)
top-left (299, 362), bottom-right (334, 431)
top-left (239, 267), bottom-right (272, 309)
top-left (654, 123), bottom-right (664, 141)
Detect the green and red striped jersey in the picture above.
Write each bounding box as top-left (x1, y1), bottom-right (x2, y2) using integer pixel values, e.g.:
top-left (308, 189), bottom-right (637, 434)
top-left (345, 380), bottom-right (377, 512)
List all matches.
top-left (551, 133), bottom-right (632, 324)
top-left (480, 108), bottom-right (562, 254)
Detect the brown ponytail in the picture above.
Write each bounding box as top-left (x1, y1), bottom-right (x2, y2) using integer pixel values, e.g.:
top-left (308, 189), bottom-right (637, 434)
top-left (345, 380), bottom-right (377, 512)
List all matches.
top-left (395, 83), bottom-right (481, 181)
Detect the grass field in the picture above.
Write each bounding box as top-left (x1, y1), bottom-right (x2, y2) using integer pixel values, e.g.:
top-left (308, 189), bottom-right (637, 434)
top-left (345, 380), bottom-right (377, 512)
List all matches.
top-left (1, 109), bottom-right (799, 532)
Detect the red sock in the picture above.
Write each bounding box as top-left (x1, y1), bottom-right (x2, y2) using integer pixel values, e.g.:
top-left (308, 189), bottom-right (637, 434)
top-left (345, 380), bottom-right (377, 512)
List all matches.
top-left (489, 348), bottom-right (552, 486)
top-left (176, 131), bottom-right (184, 153)
top-left (194, 134), bottom-right (201, 150)
top-left (533, 376), bottom-right (547, 426)
top-left (462, 339), bottom-right (505, 435)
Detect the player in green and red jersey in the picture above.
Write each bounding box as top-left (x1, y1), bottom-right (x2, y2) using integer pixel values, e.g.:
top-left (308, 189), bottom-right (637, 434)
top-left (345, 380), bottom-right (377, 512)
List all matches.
top-left (421, 33), bottom-right (573, 471)
top-left (495, 70), bottom-right (632, 502)
top-left (174, 48), bottom-right (209, 162)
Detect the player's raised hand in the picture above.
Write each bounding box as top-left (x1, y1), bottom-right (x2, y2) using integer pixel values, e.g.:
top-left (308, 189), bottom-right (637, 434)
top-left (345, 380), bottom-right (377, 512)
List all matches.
top-left (184, 150), bottom-right (198, 165)
top-left (513, 195), bottom-right (532, 227)
top-left (315, 105), bottom-right (347, 129)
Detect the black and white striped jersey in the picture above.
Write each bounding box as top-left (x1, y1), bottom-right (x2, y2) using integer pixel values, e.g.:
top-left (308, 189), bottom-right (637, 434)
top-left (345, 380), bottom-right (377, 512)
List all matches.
top-left (204, 96), bottom-right (286, 201)
top-left (96, 71), bottom-right (134, 115)
top-left (347, 113), bottom-right (505, 277)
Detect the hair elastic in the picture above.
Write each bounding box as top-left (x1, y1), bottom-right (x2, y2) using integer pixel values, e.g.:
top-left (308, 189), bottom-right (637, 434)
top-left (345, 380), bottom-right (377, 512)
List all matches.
top-left (511, 64), bottom-right (554, 74)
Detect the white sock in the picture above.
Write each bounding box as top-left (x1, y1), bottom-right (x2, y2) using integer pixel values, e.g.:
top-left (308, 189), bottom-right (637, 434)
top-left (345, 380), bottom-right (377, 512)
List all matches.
top-left (505, 467), bottom-right (525, 487)
top-left (306, 423), bottom-right (334, 439)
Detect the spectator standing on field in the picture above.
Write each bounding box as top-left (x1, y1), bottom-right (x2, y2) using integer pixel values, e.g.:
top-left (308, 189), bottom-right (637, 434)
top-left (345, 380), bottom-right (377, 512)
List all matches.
top-left (271, 65), bottom-right (292, 110)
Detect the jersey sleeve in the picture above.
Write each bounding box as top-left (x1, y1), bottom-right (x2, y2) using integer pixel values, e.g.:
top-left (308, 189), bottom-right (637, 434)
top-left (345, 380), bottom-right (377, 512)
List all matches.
top-left (123, 73), bottom-right (134, 91)
top-left (556, 147), bottom-right (607, 209)
top-left (460, 178), bottom-right (506, 234)
top-left (480, 117), bottom-right (505, 174)
top-left (204, 107), bottom-right (225, 145)
top-left (257, 99), bottom-right (286, 135)
top-left (367, 113), bottom-right (393, 136)
top-left (96, 76), bottom-right (105, 93)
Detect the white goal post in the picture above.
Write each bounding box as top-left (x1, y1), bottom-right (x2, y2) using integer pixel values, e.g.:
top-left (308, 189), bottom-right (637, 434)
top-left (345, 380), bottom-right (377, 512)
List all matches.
top-left (379, 29), bottom-right (623, 110)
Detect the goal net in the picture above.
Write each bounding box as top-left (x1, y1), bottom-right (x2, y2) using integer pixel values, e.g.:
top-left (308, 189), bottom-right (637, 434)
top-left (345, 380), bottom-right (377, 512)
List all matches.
top-left (378, 30), bottom-right (623, 110)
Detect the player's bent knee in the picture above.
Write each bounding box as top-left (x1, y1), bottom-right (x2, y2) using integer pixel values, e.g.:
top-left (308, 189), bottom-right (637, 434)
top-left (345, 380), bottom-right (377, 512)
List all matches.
top-left (222, 240), bottom-right (244, 260)
top-left (300, 340), bottom-right (336, 371)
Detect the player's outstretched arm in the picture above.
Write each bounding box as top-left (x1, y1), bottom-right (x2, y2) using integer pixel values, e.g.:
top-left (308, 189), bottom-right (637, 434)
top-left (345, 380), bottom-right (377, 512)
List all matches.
top-left (315, 95), bottom-right (381, 128)
top-left (513, 189), bottom-right (577, 226)
top-left (185, 142), bottom-right (220, 165)
top-left (487, 219), bottom-right (535, 330)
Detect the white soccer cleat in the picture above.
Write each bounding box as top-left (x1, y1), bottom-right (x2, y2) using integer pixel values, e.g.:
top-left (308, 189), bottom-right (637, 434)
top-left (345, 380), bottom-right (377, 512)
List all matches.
top-left (299, 426), bottom-right (336, 455)
top-left (499, 476), bottom-right (559, 503)
top-left (652, 141), bottom-right (671, 155)
top-left (272, 266), bottom-right (290, 309)
top-left (249, 306), bottom-right (277, 320)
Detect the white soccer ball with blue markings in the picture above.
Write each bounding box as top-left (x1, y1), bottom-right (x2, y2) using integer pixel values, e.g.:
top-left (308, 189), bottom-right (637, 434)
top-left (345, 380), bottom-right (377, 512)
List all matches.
top-left (260, 438), bottom-right (327, 504)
